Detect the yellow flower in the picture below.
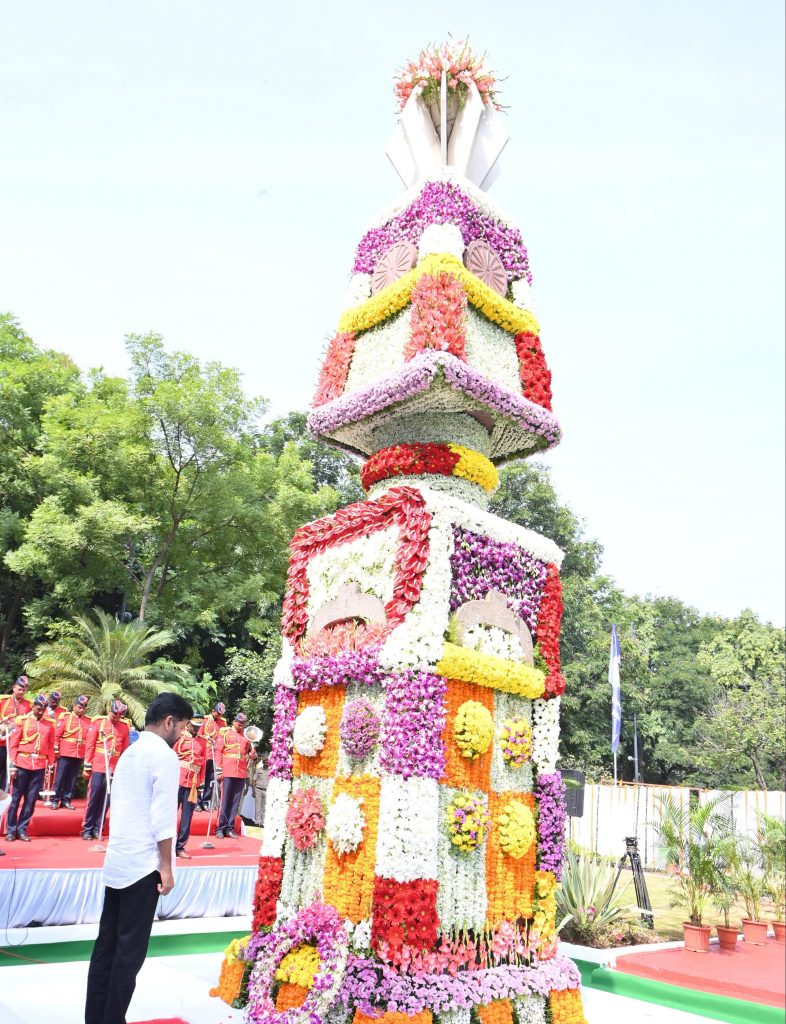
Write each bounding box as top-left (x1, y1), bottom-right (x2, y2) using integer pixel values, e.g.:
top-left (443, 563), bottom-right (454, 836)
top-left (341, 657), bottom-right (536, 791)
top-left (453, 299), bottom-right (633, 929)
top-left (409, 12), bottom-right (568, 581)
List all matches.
top-left (454, 700), bottom-right (494, 758)
top-left (497, 799), bottom-right (536, 859)
top-left (438, 642), bottom-right (546, 698)
top-left (275, 944), bottom-right (321, 990)
top-left (448, 445), bottom-right (499, 493)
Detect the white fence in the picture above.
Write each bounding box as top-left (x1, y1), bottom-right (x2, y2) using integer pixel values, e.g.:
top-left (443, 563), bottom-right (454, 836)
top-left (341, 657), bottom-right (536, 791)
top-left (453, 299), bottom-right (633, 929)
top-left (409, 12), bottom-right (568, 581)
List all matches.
top-left (566, 782), bottom-right (786, 869)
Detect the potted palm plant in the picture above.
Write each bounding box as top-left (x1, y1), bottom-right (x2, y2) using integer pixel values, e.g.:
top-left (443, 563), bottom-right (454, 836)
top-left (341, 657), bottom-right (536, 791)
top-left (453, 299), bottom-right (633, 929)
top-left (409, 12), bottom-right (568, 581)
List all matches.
top-left (653, 794), bottom-right (732, 953)
top-left (734, 836), bottom-right (768, 945)
top-left (713, 832), bottom-right (740, 952)
top-left (759, 813), bottom-right (786, 942)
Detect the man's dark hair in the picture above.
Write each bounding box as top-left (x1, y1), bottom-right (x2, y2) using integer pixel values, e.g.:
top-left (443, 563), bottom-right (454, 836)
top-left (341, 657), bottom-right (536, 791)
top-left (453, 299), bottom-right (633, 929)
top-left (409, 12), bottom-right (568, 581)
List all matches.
top-left (145, 692), bottom-right (194, 727)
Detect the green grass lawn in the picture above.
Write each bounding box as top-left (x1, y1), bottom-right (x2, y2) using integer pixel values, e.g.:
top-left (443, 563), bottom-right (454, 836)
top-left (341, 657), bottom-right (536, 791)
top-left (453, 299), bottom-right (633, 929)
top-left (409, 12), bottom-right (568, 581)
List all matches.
top-left (614, 869), bottom-right (757, 941)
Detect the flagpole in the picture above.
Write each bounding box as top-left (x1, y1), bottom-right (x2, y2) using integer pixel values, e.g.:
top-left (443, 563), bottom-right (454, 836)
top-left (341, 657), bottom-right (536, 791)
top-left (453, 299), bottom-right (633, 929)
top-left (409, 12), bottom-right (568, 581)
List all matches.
top-left (613, 750), bottom-right (617, 786)
top-left (609, 624), bottom-right (621, 787)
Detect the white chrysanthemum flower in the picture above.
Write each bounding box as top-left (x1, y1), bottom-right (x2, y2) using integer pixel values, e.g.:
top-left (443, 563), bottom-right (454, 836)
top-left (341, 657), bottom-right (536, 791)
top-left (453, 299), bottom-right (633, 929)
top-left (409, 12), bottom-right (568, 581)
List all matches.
top-left (511, 277), bottom-right (536, 313)
top-left (326, 792), bottom-right (366, 855)
top-left (343, 272), bottom-right (371, 309)
top-left (293, 705), bottom-right (328, 758)
top-left (417, 222), bottom-right (465, 262)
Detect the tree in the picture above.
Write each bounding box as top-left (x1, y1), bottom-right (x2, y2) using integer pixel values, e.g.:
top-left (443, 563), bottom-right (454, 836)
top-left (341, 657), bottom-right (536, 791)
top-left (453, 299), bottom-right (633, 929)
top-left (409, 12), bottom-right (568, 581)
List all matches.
top-left (25, 608), bottom-right (186, 726)
top-left (693, 610), bottom-right (785, 789)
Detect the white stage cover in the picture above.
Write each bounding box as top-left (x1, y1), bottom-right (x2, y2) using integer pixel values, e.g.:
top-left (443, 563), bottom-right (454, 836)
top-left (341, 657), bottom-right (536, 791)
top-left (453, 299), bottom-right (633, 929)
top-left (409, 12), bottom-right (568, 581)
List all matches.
top-left (0, 863), bottom-right (255, 929)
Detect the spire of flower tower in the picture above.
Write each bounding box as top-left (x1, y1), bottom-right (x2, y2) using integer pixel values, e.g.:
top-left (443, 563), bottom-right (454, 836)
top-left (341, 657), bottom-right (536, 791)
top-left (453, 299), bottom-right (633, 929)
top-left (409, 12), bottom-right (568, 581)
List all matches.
top-left (309, 41), bottom-right (556, 510)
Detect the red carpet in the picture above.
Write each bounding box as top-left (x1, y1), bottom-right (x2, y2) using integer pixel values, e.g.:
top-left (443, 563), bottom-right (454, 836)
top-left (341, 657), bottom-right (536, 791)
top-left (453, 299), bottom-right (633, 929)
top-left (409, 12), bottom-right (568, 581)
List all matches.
top-left (0, 832), bottom-right (261, 870)
top-left (616, 936), bottom-right (786, 1008)
top-left (16, 798), bottom-right (240, 838)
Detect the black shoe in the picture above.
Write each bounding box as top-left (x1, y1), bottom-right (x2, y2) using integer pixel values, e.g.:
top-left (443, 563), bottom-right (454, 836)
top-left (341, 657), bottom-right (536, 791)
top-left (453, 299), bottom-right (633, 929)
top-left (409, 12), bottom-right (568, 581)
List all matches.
top-left (81, 831), bottom-right (93, 841)
top-left (5, 833), bottom-right (16, 842)
top-left (18, 832), bottom-right (31, 842)
top-left (63, 801), bottom-right (76, 811)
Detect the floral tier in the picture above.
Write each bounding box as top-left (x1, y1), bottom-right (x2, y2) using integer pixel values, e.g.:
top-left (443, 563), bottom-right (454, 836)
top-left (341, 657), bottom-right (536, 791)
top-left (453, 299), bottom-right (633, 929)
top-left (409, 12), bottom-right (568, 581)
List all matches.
top-left (309, 176), bottom-right (558, 466)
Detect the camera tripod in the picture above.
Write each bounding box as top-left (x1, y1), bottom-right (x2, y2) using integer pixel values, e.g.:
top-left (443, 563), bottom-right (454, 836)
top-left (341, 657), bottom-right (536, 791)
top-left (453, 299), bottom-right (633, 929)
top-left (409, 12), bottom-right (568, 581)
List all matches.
top-left (612, 835), bottom-right (654, 929)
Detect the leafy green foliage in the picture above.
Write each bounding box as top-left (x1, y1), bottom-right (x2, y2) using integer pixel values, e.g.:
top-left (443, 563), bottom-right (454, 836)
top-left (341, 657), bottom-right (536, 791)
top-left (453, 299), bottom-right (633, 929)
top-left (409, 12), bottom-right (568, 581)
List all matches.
top-left (556, 852), bottom-right (638, 943)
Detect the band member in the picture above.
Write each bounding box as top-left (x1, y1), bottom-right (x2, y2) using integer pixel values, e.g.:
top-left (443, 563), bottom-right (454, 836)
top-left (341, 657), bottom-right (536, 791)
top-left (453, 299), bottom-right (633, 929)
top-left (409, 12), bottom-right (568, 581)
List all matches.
top-left (6, 694), bottom-right (55, 841)
top-left (47, 695), bottom-right (92, 809)
top-left (196, 702), bottom-right (227, 810)
top-left (46, 690), bottom-right (68, 723)
top-left (174, 715), bottom-right (206, 858)
top-left (0, 677), bottom-right (32, 789)
top-left (214, 712), bottom-right (257, 839)
top-left (253, 751), bottom-right (268, 827)
top-left (81, 699), bottom-right (130, 840)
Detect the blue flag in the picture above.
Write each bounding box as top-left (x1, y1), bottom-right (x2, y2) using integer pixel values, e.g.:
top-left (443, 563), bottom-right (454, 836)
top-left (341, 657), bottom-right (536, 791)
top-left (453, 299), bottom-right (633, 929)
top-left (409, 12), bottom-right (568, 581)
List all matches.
top-left (609, 624), bottom-right (622, 754)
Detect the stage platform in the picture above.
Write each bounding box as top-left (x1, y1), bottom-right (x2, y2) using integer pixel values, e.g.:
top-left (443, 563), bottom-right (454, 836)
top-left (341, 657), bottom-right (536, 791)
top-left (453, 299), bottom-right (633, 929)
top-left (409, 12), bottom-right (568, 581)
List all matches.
top-left (14, 797), bottom-right (240, 838)
top-left (0, 833), bottom-right (260, 929)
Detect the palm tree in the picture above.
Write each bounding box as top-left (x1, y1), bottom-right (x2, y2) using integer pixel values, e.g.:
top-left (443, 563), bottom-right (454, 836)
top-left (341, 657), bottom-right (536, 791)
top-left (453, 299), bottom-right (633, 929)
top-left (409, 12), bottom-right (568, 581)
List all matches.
top-left (25, 609), bottom-right (189, 726)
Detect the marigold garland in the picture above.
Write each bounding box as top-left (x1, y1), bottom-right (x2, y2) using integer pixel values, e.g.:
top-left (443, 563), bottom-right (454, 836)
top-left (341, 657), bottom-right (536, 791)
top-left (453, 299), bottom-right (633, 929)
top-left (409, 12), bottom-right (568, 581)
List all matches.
top-left (252, 856), bottom-right (284, 929)
top-left (549, 988), bottom-right (588, 1024)
top-left (274, 981), bottom-right (309, 1010)
top-left (337, 254), bottom-right (539, 338)
top-left (535, 563), bottom-right (565, 697)
top-left (313, 331), bottom-right (357, 406)
top-left (437, 642), bottom-right (546, 698)
top-left (406, 271), bottom-right (468, 359)
top-left (209, 935), bottom-right (250, 1005)
top-left (354, 1011), bottom-right (433, 1024)
top-left (515, 333), bottom-right (552, 411)
top-left (485, 792), bottom-right (537, 925)
top-left (499, 716), bottom-right (534, 767)
top-left (445, 792), bottom-right (490, 852)
top-left (441, 680), bottom-right (493, 791)
top-left (322, 774), bottom-right (381, 922)
top-left (275, 943), bottom-right (321, 988)
top-left (361, 443), bottom-right (498, 494)
top-left (477, 998), bottom-right (514, 1024)
top-left (454, 700), bottom-right (494, 759)
top-left (292, 685), bottom-right (346, 779)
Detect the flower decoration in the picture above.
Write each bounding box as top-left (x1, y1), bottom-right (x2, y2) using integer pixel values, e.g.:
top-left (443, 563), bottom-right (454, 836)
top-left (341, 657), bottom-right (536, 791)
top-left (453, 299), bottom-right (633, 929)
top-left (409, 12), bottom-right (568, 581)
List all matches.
top-left (325, 792), bottom-right (366, 856)
top-left (418, 222), bottom-right (465, 262)
top-left (293, 705), bottom-right (328, 758)
top-left (371, 876), bottom-right (440, 951)
top-left (497, 798), bottom-right (536, 859)
top-left (437, 642), bottom-right (545, 699)
top-left (285, 788), bottom-right (326, 852)
top-left (394, 39), bottom-right (501, 111)
top-left (535, 563), bottom-right (565, 697)
top-left (499, 717), bottom-right (534, 767)
top-left (406, 271), bottom-right (468, 360)
top-left (312, 331), bottom-right (357, 407)
top-left (445, 792), bottom-right (490, 851)
top-left (275, 943), bottom-right (321, 989)
top-left (252, 856), bottom-right (284, 929)
top-left (380, 670), bottom-right (446, 779)
top-left (453, 700), bottom-right (494, 759)
top-left (515, 333), bottom-right (552, 411)
top-left (534, 772), bottom-right (567, 878)
top-left (361, 443), bottom-right (498, 494)
top-left (339, 698), bottom-right (381, 759)
top-left (549, 988), bottom-right (588, 1024)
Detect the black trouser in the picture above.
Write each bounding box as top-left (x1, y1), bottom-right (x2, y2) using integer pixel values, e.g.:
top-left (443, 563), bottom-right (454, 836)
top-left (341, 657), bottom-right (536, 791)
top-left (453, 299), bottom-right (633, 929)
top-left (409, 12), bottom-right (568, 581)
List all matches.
top-left (7, 766), bottom-right (45, 835)
top-left (176, 784), bottom-right (196, 851)
top-left (217, 775), bottom-right (243, 834)
top-left (0, 745), bottom-right (8, 790)
top-left (83, 771), bottom-right (110, 836)
top-left (199, 757), bottom-right (216, 809)
top-left (53, 755), bottom-right (82, 804)
top-left (85, 870), bottom-right (161, 1024)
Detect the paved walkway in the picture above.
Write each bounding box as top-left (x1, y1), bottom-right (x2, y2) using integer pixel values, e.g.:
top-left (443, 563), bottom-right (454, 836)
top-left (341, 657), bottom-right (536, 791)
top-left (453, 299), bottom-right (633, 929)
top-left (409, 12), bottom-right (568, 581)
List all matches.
top-left (0, 948), bottom-right (717, 1024)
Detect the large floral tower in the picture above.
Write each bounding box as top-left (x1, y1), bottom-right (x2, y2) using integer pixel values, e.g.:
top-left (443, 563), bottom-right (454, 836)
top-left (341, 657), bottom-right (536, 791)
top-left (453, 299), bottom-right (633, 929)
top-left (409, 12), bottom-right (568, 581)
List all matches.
top-left (226, 42), bottom-right (587, 1024)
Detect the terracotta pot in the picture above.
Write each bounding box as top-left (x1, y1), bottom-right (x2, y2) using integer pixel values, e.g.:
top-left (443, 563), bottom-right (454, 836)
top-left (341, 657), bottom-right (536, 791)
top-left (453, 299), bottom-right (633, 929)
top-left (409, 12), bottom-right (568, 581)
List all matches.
top-left (683, 922), bottom-right (711, 952)
top-left (773, 921), bottom-right (786, 942)
top-left (742, 918), bottom-right (769, 945)
top-left (716, 924), bottom-right (739, 952)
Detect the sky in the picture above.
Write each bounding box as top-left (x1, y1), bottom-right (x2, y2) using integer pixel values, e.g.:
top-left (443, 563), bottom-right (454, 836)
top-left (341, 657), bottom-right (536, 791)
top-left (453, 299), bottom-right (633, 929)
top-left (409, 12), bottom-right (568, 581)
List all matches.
top-left (1, 1), bottom-right (784, 626)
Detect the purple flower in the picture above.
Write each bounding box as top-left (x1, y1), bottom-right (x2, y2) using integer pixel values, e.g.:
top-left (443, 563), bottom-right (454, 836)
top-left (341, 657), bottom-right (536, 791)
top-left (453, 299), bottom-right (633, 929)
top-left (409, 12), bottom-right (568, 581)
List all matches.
top-left (534, 771), bottom-right (567, 878)
top-left (340, 698), bottom-right (381, 758)
top-left (380, 670), bottom-right (446, 779)
top-left (267, 687), bottom-right (297, 780)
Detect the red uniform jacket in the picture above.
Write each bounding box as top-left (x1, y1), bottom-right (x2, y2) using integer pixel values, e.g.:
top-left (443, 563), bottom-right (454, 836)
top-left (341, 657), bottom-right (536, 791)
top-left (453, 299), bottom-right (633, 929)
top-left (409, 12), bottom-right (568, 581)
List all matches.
top-left (9, 712), bottom-right (56, 771)
top-left (55, 711), bottom-right (93, 759)
top-left (47, 705), bottom-right (68, 725)
top-left (84, 716), bottom-right (130, 773)
top-left (0, 695), bottom-right (32, 748)
top-left (215, 726), bottom-right (254, 779)
top-left (198, 714), bottom-right (227, 763)
top-left (174, 731), bottom-right (206, 789)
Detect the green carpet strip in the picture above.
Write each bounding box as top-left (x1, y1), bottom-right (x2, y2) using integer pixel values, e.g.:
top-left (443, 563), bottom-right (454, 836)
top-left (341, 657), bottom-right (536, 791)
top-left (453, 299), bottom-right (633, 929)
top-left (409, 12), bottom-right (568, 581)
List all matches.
top-left (0, 930), bottom-right (242, 967)
top-left (574, 958), bottom-right (784, 1024)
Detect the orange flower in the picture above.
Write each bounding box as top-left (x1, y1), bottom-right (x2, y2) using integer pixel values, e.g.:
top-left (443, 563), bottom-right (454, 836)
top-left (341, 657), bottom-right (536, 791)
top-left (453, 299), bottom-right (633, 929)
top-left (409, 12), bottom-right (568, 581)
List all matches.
top-left (549, 988), bottom-right (588, 1024)
top-left (275, 982), bottom-right (309, 1010)
top-left (292, 686), bottom-right (346, 779)
top-left (322, 774), bottom-right (381, 922)
top-left (477, 999), bottom-right (514, 1024)
top-left (354, 1012), bottom-right (432, 1024)
top-left (485, 791), bottom-right (536, 925)
top-left (441, 679), bottom-right (494, 790)
top-left (209, 959), bottom-right (246, 1005)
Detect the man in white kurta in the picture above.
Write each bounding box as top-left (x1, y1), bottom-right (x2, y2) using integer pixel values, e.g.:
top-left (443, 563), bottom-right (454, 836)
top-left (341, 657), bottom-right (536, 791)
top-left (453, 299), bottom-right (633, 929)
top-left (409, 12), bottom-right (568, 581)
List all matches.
top-left (84, 692), bottom-right (193, 1024)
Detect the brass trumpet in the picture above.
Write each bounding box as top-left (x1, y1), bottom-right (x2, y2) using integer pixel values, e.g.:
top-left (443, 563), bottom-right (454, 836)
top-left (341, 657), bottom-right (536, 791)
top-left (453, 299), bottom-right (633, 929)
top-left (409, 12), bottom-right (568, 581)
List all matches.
top-left (243, 725), bottom-right (263, 745)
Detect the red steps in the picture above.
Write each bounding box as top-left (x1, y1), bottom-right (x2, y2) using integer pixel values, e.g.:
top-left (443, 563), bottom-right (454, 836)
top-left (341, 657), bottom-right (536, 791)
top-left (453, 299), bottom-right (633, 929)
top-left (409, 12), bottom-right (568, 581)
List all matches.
top-left (20, 798), bottom-right (240, 838)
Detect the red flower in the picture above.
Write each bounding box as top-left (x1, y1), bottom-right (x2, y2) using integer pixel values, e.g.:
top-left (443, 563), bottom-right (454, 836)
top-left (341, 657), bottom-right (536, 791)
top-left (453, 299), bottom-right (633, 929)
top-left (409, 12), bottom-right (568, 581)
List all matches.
top-left (535, 563), bottom-right (564, 698)
top-left (515, 332), bottom-right (553, 410)
top-left (371, 876), bottom-right (440, 951)
top-left (313, 331), bottom-right (357, 407)
top-left (252, 856), bottom-right (283, 929)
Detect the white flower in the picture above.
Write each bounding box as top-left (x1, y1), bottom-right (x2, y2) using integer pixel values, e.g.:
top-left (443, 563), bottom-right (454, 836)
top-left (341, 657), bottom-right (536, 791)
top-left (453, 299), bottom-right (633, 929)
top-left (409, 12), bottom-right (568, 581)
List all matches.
top-left (326, 792), bottom-right (366, 855)
top-left (375, 775), bottom-right (440, 881)
top-left (261, 777), bottom-right (292, 857)
top-left (307, 527), bottom-right (400, 627)
top-left (417, 223), bottom-right (465, 262)
top-left (511, 277), bottom-right (536, 314)
top-left (513, 995), bottom-right (547, 1024)
top-left (293, 705), bottom-right (328, 758)
top-left (342, 272), bottom-right (372, 309)
top-left (463, 624), bottom-right (525, 662)
top-left (532, 696), bottom-right (561, 774)
top-left (272, 639), bottom-right (296, 689)
top-left (351, 918), bottom-right (372, 951)
top-left (344, 309), bottom-right (410, 393)
top-left (464, 309), bottom-right (521, 392)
